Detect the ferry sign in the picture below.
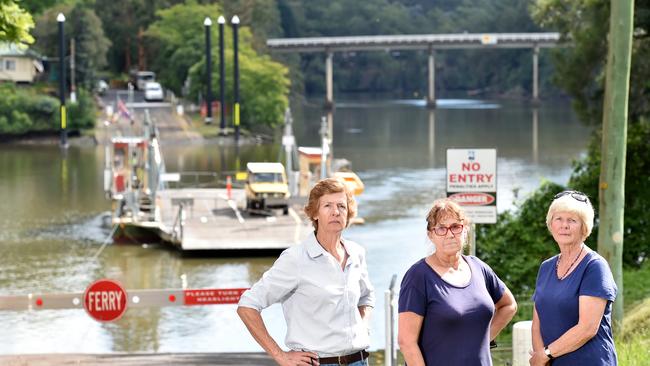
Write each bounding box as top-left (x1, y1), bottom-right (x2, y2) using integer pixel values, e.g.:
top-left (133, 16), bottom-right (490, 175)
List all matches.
top-left (446, 149), bottom-right (497, 224)
top-left (83, 279), bottom-right (128, 322)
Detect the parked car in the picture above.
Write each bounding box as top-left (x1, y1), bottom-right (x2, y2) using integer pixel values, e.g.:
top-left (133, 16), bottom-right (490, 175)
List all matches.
top-left (144, 82), bottom-right (164, 101)
top-left (96, 79), bottom-right (108, 95)
top-left (132, 71), bottom-right (156, 90)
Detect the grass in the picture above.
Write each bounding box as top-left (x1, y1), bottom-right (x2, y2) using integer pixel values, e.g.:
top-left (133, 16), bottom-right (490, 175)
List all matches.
top-left (187, 112), bottom-right (222, 138)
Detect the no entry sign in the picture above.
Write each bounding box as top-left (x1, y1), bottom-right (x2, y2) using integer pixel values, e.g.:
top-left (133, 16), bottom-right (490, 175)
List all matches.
top-left (83, 279), bottom-right (128, 322)
top-left (447, 149), bottom-right (497, 224)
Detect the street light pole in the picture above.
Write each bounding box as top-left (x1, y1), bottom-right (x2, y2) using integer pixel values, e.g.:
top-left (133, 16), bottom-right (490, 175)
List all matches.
top-left (232, 15), bottom-right (240, 143)
top-left (204, 17), bottom-right (213, 124)
top-left (57, 13), bottom-right (68, 148)
top-left (218, 15), bottom-right (226, 135)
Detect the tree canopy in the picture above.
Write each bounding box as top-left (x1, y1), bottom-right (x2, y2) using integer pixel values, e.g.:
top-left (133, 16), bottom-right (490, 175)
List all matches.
top-left (532, 0), bottom-right (650, 124)
top-left (146, 2), bottom-right (290, 128)
top-left (33, 3), bottom-right (111, 89)
top-left (0, 0), bottom-right (34, 44)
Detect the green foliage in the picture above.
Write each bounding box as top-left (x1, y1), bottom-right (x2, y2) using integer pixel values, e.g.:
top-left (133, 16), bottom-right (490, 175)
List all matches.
top-left (617, 297), bottom-right (650, 365)
top-left (147, 2), bottom-right (290, 128)
top-left (532, 0), bottom-right (650, 124)
top-left (476, 182), bottom-right (566, 295)
top-left (478, 119), bottom-right (650, 295)
top-left (66, 88), bottom-right (96, 130)
top-left (0, 84), bottom-right (95, 135)
top-left (568, 120), bottom-right (650, 267)
top-left (33, 3), bottom-right (111, 89)
top-left (0, 0), bottom-right (35, 43)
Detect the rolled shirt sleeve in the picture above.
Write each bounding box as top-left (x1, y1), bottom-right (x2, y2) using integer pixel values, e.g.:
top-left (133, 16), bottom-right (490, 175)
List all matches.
top-left (357, 246), bottom-right (375, 308)
top-left (238, 249), bottom-right (300, 311)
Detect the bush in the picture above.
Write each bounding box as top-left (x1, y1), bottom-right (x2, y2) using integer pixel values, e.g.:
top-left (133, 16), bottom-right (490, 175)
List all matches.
top-left (478, 119), bottom-right (650, 296)
top-left (0, 84), bottom-right (96, 135)
top-left (477, 182), bottom-right (567, 296)
top-left (569, 119), bottom-right (650, 267)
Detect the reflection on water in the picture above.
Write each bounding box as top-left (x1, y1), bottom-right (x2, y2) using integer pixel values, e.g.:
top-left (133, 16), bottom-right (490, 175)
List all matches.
top-left (0, 98), bottom-right (591, 354)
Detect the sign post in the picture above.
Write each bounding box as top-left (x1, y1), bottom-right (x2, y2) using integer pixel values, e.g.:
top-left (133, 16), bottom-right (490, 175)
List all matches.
top-left (446, 149), bottom-right (497, 255)
top-left (83, 279), bottom-right (128, 322)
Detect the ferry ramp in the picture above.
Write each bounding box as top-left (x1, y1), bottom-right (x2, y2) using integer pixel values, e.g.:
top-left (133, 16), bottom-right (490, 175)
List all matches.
top-left (157, 188), bottom-right (312, 251)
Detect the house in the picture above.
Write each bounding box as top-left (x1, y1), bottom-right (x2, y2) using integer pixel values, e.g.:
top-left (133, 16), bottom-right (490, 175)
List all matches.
top-left (0, 43), bottom-right (44, 83)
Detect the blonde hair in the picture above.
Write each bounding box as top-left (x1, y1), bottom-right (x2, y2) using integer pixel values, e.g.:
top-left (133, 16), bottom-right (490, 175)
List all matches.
top-left (546, 191), bottom-right (594, 239)
top-left (304, 178), bottom-right (357, 232)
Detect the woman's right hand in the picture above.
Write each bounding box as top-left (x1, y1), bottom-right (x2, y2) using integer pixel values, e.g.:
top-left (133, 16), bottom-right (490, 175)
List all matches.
top-left (274, 350), bottom-right (320, 366)
top-left (528, 349), bottom-right (549, 366)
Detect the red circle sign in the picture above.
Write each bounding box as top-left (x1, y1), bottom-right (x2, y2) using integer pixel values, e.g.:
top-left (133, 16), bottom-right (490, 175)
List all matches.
top-left (83, 279), bottom-right (128, 322)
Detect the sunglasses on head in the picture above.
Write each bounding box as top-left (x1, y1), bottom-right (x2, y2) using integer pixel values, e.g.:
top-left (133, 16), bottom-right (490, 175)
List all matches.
top-left (554, 190), bottom-right (589, 203)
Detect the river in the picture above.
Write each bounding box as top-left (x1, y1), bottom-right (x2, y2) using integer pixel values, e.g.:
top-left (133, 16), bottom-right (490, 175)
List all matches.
top-left (0, 97), bottom-right (591, 354)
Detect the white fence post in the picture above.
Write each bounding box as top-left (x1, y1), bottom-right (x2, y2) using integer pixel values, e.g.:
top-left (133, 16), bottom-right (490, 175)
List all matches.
top-left (384, 274), bottom-right (398, 366)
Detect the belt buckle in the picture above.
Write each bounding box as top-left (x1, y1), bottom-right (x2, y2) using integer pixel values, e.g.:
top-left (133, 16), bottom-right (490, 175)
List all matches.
top-left (338, 355), bottom-right (343, 365)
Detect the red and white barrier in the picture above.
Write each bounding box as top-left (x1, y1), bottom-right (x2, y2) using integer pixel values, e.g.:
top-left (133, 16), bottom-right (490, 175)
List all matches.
top-left (0, 278), bottom-right (248, 323)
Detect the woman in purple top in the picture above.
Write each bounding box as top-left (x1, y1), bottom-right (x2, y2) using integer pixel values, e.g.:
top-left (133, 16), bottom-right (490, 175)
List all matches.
top-left (530, 191), bottom-right (618, 365)
top-left (398, 199), bottom-right (517, 365)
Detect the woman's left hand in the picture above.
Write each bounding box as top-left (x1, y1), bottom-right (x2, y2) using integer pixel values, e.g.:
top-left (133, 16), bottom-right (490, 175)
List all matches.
top-left (528, 349), bottom-right (549, 366)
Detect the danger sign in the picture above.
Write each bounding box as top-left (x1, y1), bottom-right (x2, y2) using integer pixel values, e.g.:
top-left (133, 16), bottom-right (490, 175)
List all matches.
top-left (84, 279), bottom-right (128, 322)
top-left (447, 149), bottom-right (497, 224)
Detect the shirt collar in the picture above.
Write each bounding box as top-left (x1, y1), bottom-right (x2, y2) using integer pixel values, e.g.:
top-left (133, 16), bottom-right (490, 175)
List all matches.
top-left (305, 232), bottom-right (359, 265)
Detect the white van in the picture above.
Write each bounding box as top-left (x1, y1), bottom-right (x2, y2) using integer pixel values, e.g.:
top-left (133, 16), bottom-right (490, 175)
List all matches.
top-left (134, 71), bottom-right (155, 90)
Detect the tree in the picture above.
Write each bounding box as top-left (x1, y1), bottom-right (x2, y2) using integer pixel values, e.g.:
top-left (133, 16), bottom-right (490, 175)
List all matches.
top-left (0, 0), bottom-right (34, 44)
top-left (531, 0), bottom-right (650, 124)
top-left (146, 2), bottom-right (290, 128)
top-left (32, 3), bottom-right (110, 88)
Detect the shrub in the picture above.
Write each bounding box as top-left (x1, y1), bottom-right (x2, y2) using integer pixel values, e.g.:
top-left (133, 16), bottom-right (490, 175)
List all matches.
top-left (0, 84), bottom-right (96, 135)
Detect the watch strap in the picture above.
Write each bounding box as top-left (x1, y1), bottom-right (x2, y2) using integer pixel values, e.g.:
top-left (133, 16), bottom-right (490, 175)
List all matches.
top-left (544, 346), bottom-right (555, 360)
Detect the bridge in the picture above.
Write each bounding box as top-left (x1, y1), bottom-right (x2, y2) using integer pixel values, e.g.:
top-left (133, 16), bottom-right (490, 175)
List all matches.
top-left (267, 32), bottom-right (563, 107)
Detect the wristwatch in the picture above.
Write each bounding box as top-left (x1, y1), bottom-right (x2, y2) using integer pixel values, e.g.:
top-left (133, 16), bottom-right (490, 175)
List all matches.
top-left (544, 346), bottom-right (555, 360)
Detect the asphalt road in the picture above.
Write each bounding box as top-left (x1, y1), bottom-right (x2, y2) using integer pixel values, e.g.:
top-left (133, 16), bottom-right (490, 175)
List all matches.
top-left (98, 89), bottom-right (202, 144)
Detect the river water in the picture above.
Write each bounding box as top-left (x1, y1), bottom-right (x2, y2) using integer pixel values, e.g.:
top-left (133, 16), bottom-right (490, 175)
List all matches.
top-left (0, 98), bottom-right (591, 354)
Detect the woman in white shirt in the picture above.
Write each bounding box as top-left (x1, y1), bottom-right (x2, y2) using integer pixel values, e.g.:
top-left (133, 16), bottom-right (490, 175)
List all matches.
top-left (238, 178), bottom-right (375, 366)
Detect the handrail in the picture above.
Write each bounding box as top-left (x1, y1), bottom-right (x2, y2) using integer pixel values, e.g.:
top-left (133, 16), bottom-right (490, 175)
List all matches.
top-left (162, 171), bottom-right (245, 189)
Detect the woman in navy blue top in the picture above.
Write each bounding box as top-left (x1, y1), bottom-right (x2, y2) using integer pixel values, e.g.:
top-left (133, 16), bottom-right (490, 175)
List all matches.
top-left (398, 199), bottom-right (517, 365)
top-left (530, 190), bottom-right (618, 365)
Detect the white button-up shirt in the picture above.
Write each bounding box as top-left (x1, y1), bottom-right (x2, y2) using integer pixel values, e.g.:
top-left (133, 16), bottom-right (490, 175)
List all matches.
top-left (238, 232), bottom-right (375, 357)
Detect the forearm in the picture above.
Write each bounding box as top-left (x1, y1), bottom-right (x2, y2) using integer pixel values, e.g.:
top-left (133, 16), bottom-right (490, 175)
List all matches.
top-left (545, 323), bottom-right (596, 358)
top-left (237, 306), bottom-right (284, 360)
top-left (399, 342), bottom-right (426, 366)
top-left (531, 320), bottom-right (544, 352)
top-left (490, 304), bottom-right (517, 340)
top-left (359, 305), bottom-right (372, 322)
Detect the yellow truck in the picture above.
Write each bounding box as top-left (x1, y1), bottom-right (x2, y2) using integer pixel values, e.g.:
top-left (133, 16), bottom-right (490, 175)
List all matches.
top-left (245, 162), bottom-right (290, 215)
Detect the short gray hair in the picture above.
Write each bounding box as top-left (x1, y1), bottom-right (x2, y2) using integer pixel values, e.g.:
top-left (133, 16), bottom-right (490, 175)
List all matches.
top-left (546, 191), bottom-right (594, 239)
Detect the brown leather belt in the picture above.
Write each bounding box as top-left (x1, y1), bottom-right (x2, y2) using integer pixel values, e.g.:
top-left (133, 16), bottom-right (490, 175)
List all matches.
top-left (318, 350), bottom-right (369, 365)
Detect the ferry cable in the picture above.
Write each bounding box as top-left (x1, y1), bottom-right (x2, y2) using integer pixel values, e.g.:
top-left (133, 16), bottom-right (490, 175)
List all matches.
top-left (91, 224), bottom-right (119, 261)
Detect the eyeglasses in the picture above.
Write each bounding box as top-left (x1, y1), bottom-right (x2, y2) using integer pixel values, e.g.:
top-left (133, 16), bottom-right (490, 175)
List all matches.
top-left (554, 190), bottom-right (589, 203)
top-left (432, 224), bottom-right (464, 236)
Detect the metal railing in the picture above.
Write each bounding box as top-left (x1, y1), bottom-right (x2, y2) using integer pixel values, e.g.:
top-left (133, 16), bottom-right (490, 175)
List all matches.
top-left (161, 171), bottom-right (245, 189)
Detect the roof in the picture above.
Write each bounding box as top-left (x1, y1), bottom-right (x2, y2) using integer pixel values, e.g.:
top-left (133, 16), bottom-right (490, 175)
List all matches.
top-left (0, 43), bottom-right (43, 59)
top-left (246, 162), bottom-right (285, 173)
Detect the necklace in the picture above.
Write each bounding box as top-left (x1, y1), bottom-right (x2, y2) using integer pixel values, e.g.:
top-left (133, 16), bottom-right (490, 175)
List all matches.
top-left (556, 245), bottom-right (584, 280)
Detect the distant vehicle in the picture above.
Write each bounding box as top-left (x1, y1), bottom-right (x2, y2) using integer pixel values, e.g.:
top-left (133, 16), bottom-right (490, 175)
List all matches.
top-left (245, 162), bottom-right (290, 215)
top-left (133, 71), bottom-right (156, 90)
top-left (144, 82), bottom-right (164, 101)
top-left (96, 79), bottom-right (108, 95)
